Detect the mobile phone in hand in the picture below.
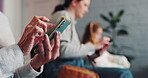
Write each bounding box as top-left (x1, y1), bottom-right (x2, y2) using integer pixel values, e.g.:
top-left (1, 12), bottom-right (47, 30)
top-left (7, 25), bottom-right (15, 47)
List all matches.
top-left (47, 16), bottom-right (71, 40)
top-left (31, 16), bottom-right (71, 58)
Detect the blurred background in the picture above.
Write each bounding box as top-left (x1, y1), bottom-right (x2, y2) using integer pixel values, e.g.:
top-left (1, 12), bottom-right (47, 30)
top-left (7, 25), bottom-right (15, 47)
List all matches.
top-left (1, 0), bottom-right (148, 78)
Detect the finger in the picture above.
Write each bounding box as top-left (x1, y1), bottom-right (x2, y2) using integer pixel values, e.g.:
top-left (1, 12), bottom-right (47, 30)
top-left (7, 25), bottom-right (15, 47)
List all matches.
top-left (38, 40), bottom-right (45, 56)
top-left (29, 16), bottom-right (49, 32)
top-left (33, 19), bottom-right (47, 32)
top-left (51, 32), bottom-right (60, 59)
top-left (34, 35), bottom-right (44, 46)
top-left (25, 26), bottom-right (44, 45)
top-left (31, 19), bottom-right (38, 27)
top-left (47, 23), bottom-right (56, 28)
top-left (32, 16), bottom-right (49, 24)
top-left (44, 34), bottom-right (52, 60)
top-left (33, 26), bottom-right (44, 35)
top-left (103, 37), bottom-right (110, 42)
top-left (102, 44), bottom-right (109, 52)
top-left (28, 16), bottom-right (39, 25)
top-left (36, 16), bottom-right (50, 22)
top-left (24, 26), bottom-right (45, 48)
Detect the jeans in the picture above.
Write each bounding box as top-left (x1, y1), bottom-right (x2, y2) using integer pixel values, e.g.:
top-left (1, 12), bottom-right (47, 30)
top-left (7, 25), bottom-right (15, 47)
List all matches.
top-left (37, 58), bottom-right (133, 78)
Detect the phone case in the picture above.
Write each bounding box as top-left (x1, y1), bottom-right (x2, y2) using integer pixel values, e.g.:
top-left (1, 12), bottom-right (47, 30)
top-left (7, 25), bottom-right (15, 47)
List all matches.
top-left (47, 16), bottom-right (71, 40)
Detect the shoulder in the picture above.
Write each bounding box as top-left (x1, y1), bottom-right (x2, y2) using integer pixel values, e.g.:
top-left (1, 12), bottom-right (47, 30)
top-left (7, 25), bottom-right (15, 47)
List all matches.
top-left (0, 12), bottom-right (9, 23)
top-left (0, 12), bottom-right (10, 28)
top-left (50, 10), bottom-right (71, 24)
top-left (53, 10), bottom-right (70, 17)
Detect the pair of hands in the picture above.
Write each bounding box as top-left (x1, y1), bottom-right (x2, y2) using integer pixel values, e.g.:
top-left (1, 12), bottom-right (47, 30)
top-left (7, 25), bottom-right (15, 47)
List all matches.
top-left (17, 16), bottom-right (60, 70)
top-left (89, 37), bottom-right (110, 63)
top-left (94, 37), bottom-right (110, 56)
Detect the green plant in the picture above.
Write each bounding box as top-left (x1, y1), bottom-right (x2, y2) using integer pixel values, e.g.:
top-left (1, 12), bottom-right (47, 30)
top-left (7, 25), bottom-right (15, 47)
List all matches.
top-left (100, 9), bottom-right (131, 54)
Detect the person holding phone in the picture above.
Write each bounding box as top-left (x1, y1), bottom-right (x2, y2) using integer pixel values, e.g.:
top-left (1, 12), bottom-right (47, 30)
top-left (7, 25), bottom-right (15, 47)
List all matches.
top-left (38, 0), bottom-right (133, 78)
top-left (0, 12), bottom-right (61, 78)
top-left (82, 22), bottom-right (131, 68)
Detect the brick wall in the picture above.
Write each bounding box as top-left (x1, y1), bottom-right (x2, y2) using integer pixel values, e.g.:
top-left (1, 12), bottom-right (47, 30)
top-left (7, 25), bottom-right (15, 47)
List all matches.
top-left (76, 0), bottom-right (148, 78)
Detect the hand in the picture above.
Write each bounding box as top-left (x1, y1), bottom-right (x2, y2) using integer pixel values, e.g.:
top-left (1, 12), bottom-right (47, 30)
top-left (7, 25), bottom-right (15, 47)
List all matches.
top-left (99, 37), bottom-right (110, 55)
top-left (30, 32), bottom-right (60, 70)
top-left (18, 16), bottom-right (55, 56)
top-left (93, 37), bottom-right (110, 50)
top-left (99, 44), bottom-right (110, 55)
top-left (101, 36), bottom-right (110, 45)
top-left (94, 36), bottom-right (110, 56)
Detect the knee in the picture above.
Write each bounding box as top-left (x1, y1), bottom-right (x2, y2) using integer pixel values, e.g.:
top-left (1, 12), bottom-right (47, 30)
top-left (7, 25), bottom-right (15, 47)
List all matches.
top-left (119, 69), bottom-right (133, 78)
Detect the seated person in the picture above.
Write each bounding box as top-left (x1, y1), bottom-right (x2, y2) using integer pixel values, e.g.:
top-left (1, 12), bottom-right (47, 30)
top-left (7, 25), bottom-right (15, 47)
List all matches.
top-left (0, 14), bottom-right (61, 78)
top-left (82, 22), bottom-right (130, 68)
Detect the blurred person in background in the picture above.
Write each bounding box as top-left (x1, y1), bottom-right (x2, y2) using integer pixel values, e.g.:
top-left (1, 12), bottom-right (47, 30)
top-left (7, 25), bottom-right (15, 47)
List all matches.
top-left (82, 22), bottom-right (130, 68)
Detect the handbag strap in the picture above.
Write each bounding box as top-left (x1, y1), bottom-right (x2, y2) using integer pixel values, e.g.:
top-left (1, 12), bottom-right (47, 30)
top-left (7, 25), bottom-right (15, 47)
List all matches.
top-left (87, 55), bottom-right (97, 72)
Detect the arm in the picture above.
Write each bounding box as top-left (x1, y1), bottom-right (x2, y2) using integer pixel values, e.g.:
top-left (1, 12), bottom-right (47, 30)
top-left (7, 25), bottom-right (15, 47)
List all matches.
top-left (0, 45), bottom-right (43, 78)
top-left (0, 16), bottom-right (60, 78)
top-left (60, 41), bottom-right (94, 58)
top-left (14, 31), bottom-right (60, 78)
top-left (50, 11), bottom-right (94, 58)
top-left (0, 45), bottom-right (23, 76)
top-left (14, 63), bottom-right (43, 78)
top-left (15, 16), bottom-right (60, 78)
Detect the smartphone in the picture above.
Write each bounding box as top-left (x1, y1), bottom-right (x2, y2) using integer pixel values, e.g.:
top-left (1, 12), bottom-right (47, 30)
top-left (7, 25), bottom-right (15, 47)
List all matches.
top-left (31, 16), bottom-right (71, 57)
top-left (47, 16), bottom-right (71, 40)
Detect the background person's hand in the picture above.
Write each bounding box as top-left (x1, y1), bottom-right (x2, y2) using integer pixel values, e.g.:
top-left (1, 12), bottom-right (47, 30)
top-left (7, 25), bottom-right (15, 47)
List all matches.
top-left (101, 36), bottom-right (110, 45)
top-left (98, 37), bottom-right (110, 55)
top-left (30, 32), bottom-right (60, 70)
top-left (94, 36), bottom-right (110, 56)
top-left (17, 16), bottom-right (54, 56)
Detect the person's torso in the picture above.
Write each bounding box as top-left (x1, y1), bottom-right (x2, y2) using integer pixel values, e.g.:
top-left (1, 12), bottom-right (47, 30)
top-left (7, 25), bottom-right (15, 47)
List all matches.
top-left (50, 10), bottom-right (81, 45)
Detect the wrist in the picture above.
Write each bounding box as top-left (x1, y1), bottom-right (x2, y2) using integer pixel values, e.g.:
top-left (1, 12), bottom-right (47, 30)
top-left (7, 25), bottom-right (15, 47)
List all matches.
top-left (34, 67), bottom-right (41, 72)
top-left (30, 60), bottom-right (41, 70)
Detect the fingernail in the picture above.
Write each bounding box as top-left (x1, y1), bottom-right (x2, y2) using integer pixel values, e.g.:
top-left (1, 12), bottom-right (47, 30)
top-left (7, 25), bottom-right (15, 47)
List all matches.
top-left (55, 32), bottom-right (58, 36)
top-left (57, 31), bottom-right (61, 35)
top-left (44, 34), bottom-right (48, 38)
top-left (59, 31), bottom-right (61, 34)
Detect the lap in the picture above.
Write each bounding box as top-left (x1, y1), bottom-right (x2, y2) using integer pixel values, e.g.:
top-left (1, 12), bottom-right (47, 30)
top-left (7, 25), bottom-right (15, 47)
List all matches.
top-left (84, 66), bottom-right (133, 78)
top-left (40, 58), bottom-right (133, 78)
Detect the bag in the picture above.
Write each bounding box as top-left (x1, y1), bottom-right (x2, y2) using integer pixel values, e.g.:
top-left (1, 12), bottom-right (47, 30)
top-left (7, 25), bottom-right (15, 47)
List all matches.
top-left (57, 65), bottom-right (99, 78)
